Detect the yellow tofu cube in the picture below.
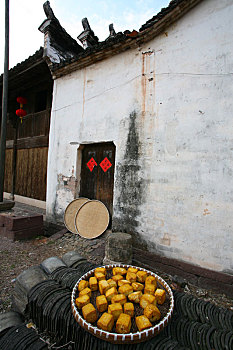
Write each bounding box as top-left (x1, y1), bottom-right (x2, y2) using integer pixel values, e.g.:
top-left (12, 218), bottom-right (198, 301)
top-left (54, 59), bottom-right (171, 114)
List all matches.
top-left (79, 287), bottom-right (91, 298)
top-left (107, 279), bottom-right (117, 288)
top-left (94, 272), bottom-right (106, 281)
top-left (144, 283), bottom-right (156, 295)
top-left (145, 275), bottom-right (157, 287)
top-left (136, 270), bottom-right (148, 283)
top-left (111, 294), bottom-right (127, 305)
top-left (82, 303), bottom-right (97, 323)
top-left (75, 294), bottom-right (90, 309)
top-left (136, 315), bottom-right (152, 332)
top-left (126, 272), bottom-right (137, 283)
top-left (95, 267), bottom-right (106, 275)
top-left (127, 267), bottom-right (138, 274)
top-left (96, 295), bottom-right (108, 313)
top-left (154, 289), bottom-right (166, 304)
top-left (97, 313), bottom-right (114, 332)
top-left (132, 282), bottom-right (144, 292)
top-left (108, 303), bottom-right (123, 321)
top-left (105, 286), bottom-right (118, 302)
top-left (112, 267), bottom-right (127, 275)
top-left (144, 304), bottom-right (161, 322)
top-left (99, 280), bottom-right (110, 295)
top-left (118, 279), bottom-right (131, 287)
top-left (140, 294), bottom-right (156, 309)
top-left (118, 284), bottom-right (133, 297)
top-left (78, 280), bottom-right (89, 292)
top-left (112, 274), bottom-right (124, 283)
top-left (128, 291), bottom-right (142, 303)
top-left (124, 302), bottom-right (134, 317)
top-left (89, 277), bottom-right (98, 291)
top-left (116, 313), bottom-right (131, 334)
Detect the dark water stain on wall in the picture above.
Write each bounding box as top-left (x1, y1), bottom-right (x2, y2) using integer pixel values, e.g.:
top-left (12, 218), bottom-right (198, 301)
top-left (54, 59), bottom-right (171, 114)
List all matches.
top-left (113, 111), bottom-right (145, 234)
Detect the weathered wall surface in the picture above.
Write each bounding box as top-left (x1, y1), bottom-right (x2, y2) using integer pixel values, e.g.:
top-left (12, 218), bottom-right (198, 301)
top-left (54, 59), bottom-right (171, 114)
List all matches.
top-left (46, 0), bottom-right (233, 273)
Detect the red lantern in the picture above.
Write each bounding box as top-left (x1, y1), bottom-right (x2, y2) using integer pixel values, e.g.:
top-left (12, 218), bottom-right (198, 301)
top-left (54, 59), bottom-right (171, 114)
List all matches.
top-left (16, 97), bottom-right (27, 105)
top-left (16, 96), bottom-right (27, 123)
top-left (16, 108), bottom-right (27, 123)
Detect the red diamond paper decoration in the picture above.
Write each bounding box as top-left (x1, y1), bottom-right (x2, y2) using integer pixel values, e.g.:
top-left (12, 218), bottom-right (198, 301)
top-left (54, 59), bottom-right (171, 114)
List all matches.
top-left (87, 157), bottom-right (97, 172)
top-left (100, 157), bottom-right (112, 172)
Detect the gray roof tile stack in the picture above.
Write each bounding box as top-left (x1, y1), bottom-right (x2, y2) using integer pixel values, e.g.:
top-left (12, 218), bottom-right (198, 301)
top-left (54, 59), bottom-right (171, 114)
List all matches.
top-left (40, 256), bottom-right (67, 274)
top-left (13, 266), bottom-right (48, 314)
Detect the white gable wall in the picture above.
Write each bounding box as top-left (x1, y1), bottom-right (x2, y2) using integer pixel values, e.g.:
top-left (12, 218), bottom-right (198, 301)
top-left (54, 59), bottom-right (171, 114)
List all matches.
top-left (46, 0), bottom-right (233, 273)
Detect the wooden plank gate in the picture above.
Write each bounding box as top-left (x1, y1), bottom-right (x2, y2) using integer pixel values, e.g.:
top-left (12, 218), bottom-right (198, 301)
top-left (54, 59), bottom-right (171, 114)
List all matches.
top-left (4, 110), bottom-right (50, 201)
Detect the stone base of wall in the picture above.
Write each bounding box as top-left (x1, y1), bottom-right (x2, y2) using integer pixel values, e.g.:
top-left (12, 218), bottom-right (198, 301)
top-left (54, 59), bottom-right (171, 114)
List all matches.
top-left (104, 232), bottom-right (132, 264)
top-left (133, 248), bottom-right (233, 298)
top-left (0, 200), bottom-right (15, 211)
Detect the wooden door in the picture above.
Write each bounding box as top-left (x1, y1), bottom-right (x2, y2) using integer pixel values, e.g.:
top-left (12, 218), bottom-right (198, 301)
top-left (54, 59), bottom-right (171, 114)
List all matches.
top-left (80, 143), bottom-right (115, 217)
top-left (15, 147), bottom-right (48, 201)
top-left (4, 146), bottom-right (48, 201)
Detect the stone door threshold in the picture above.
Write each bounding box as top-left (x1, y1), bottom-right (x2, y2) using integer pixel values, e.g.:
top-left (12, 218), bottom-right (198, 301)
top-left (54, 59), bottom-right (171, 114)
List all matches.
top-left (4, 192), bottom-right (46, 209)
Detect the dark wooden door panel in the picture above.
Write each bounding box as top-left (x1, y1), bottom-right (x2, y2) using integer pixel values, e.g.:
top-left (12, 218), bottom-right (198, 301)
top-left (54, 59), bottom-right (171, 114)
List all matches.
top-left (80, 148), bottom-right (98, 199)
top-left (12, 147), bottom-right (48, 201)
top-left (97, 147), bottom-right (115, 215)
top-left (80, 143), bottom-right (115, 216)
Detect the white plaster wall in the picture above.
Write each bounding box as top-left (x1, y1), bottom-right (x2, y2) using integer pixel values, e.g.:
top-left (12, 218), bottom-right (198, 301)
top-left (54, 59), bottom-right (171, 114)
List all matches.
top-left (46, 0), bottom-right (233, 273)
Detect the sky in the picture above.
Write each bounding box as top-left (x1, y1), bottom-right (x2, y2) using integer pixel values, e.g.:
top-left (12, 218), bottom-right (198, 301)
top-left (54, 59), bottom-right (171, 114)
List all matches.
top-left (0, 0), bottom-right (170, 71)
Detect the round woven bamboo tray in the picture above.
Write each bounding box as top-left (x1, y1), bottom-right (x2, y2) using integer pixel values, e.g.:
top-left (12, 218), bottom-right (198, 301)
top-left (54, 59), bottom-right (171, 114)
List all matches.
top-left (75, 200), bottom-right (109, 239)
top-left (64, 198), bottom-right (89, 234)
top-left (71, 264), bottom-right (174, 344)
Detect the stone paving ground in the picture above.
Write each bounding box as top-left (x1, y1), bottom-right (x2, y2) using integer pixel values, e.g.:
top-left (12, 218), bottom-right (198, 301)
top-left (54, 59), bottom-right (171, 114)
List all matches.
top-left (0, 201), bottom-right (232, 314)
top-left (0, 201), bottom-right (107, 313)
top-left (0, 230), bottom-right (106, 313)
top-left (7, 201), bottom-right (46, 216)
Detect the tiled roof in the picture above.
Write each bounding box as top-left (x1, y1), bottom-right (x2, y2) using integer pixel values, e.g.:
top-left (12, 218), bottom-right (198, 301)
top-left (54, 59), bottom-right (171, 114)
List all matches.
top-left (139, 0), bottom-right (185, 31)
top-left (50, 32), bottom-right (130, 72)
top-left (1, 0), bottom-right (203, 80)
top-left (0, 47), bottom-right (43, 85)
top-left (51, 0), bottom-right (184, 73)
top-left (50, 0), bottom-right (203, 77)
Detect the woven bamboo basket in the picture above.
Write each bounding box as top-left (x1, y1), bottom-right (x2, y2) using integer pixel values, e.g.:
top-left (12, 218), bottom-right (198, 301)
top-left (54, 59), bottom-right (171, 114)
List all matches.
top-left (71, 264), bottom-right (174, 344)
top-left (75, 200), bottom-right (109, 239)
top-left (64, 198), bottom-right (89, 234)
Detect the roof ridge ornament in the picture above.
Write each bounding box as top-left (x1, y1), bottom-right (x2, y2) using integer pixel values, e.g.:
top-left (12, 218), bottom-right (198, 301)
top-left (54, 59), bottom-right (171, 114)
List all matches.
top-left (43, 1), bottom-right (56, 20)
top-left (109, 24), bottom-right (116, 37)
top-left (77, 18), bottom-right (99, 49)
top-left (39, 1), bottom-right (83, 67)
top-left (105, 23), bottom-right (117, 41)
top-left (82, 18), bottom-right (91, 32)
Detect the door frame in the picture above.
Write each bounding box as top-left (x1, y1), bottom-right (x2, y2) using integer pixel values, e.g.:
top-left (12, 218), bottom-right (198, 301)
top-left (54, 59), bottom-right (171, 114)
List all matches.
top-left (75, 141), bottom-right (116, 205)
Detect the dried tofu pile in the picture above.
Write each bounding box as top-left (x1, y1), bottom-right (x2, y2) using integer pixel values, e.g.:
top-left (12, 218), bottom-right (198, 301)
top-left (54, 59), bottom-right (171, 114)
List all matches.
top-left (75, 266), bottom-right (167, 334)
